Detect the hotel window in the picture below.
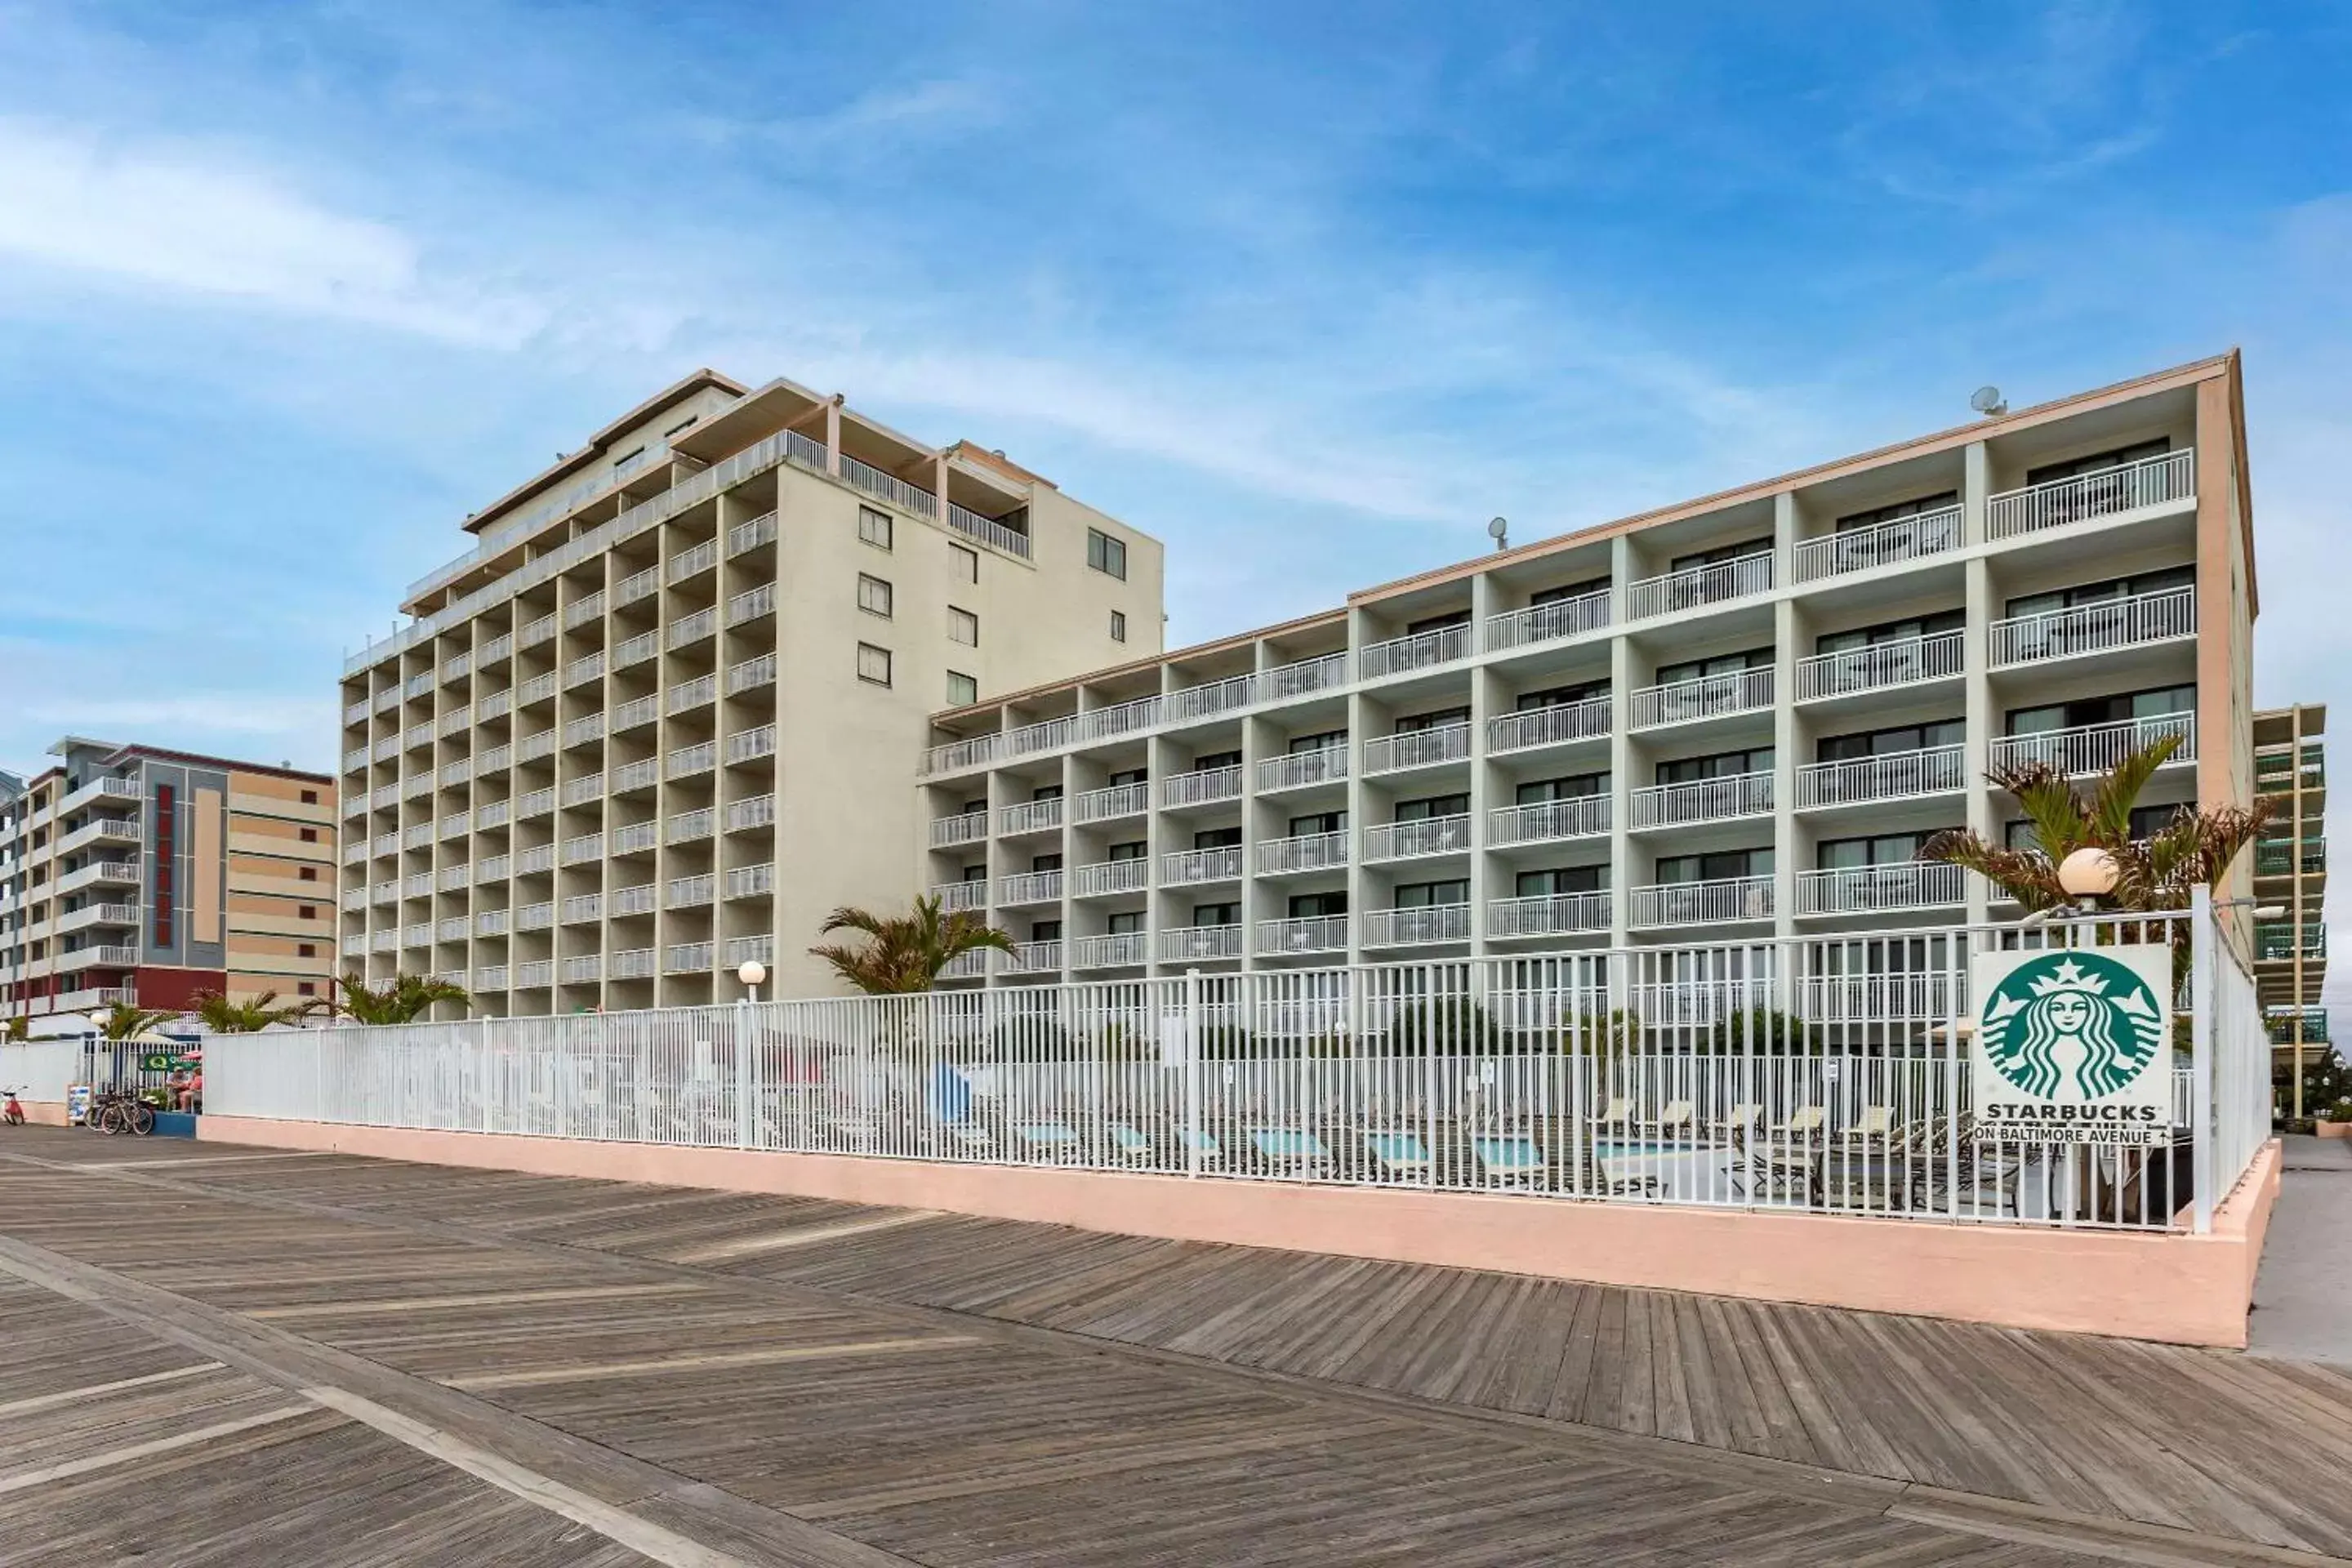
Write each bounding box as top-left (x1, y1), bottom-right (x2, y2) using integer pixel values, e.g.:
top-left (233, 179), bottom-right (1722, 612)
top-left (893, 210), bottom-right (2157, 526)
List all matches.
top-left (297, 981), bottom-right (317, 997)
top-left (858, 506), bottom-right (893, 550)
top-left (1395, 706), bottom-right (1469, 734)
top-left (1290, 810), bottom-right (1345, 836)
top-left (1194, 749), bottom-right (1242, 770)
top-left (2025, 437), bottom-right (2171, 487)
top-left (856, 644), bottom-right (893, 688)
top-left (947, 670), bottom-right (978, 707)
top-left (1289, 891), bottom-right (1347, 918)
top-left (1815, 609), bottom-right (1964, 655)
top-left (1108, 840), bottom-right (1148, 862)
top-left (1107, 910), bottom-right (1144, 934)
top-left (1195, 826), bottom-right (1242, 849)
top-left (1111, 610), bottom-right (1127, 643)
top-left (858, 574), bottom-right (893, 617)
top-left (1818, 719), bottom-right (1965, 762)
top-left (1656, 747), bottom-right (1773, 786)
top-left (1668, 536), bottom-right (1773, 573)
top-left (1194, 902), bottom-right (1241, 926)
top-left (2004, 566), bottom-right (2194, 621)
top-left (298, 942), bottom-right (317, 958)
top-left (1656, 647), bottom-right (1773, 686)
top-left (299, 826), bottom-right (318, 843)
top-left (2006, 684), bottom-right (2194, 736)
top-left (1394, 793), bottom-right (1468, 822)
top-left (299, 866), bottom-right (318, 881)
top-left (1517, 773), bottom-right (1606, 805)
top-left (1405, 608), bottom-right (1471, 635)
top-left (1517, 865), bottom-right (1606, 898)
top-left (1394, 880), bottom-right (1469, 908)
top-left (1817, 830), bottom-right (1955, 870)
top-left (950, 543), bottom-right (978, 583)
top-left (948, 608), bottom-right (978, 646)
top-left (1032, 919), bottom-right (1062, 942)
top-left (1109, 766), bottom-right (1148, 787)
top-left (298, 905), bottom-right (317, 920)
top-left (1656, 848), bottom-right (1773, 883)
top-left (1530, 576), bottom-right (1610, 607)
top-left (1087, 528), bottom-right (1127, 580)
top-left (1516, 679), bottom-right (1610, 711)
top-left (301, 790), bottom-right (319, 805)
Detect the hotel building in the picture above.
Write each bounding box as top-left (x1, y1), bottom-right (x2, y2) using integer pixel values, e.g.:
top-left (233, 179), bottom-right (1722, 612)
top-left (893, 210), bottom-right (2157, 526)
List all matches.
top-left (339, 370), bottom-right (1162, 1012)
top-left (2251, 702), bottom-right (2328, 1097)
top-left (0, 739), bottom-right (338, 1020)
top-left (916, 354), bottom-right (2259, 982)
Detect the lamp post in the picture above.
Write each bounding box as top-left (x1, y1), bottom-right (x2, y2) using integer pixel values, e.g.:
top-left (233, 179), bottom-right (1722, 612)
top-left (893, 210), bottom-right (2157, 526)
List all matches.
top-left (736, 960), bottom-right (767, 1004)
top-left (2056, 846), bottom-right (2120, 903)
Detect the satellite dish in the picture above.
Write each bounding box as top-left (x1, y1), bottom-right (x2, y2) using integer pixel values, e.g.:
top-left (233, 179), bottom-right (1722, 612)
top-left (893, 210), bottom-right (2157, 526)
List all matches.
top-left (1969, 385), bottom-right (2007, 417)
top-left (1487, 515), bottom-right (1509, 551)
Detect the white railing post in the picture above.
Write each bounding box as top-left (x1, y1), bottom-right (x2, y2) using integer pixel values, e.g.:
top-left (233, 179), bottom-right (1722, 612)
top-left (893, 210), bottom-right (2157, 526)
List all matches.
top-left (735, 999), bottom-right (755, 1150)
top-left (1184, 968), bottom-right (1203, 1177)
top-left (2190, 885), bottom-right (2216, 1234)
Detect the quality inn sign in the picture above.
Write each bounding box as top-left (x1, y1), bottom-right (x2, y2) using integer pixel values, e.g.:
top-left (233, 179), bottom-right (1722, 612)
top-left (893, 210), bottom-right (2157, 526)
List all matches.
top-left (1969, 946), bottom-right (2172, 1145)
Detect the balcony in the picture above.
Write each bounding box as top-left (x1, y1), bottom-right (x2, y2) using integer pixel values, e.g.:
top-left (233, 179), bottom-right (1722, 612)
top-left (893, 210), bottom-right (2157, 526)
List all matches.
top-left (1630, 875), bottom-right (1774, 928)
top-left (1072, 932), bottom-right (1148, 969)
top-left (723, 795), bottom-right (776, 832)
top-left (931, 880), bottom-right (986, 912)
top-left (1797, 746), bottom-right (1967, 810)
top-left (1071, 859), bottom-right (1148, 898)
top-left (1167, 764), bottom-right (1246, 807)
top-left (726, 512), bottom-right (777, 559)
top-left (1074, 781), bottom-right (1150, 823)
top-left (2255, 840), bottom-right (2325, 879)
top-left (666, 873), bottom-right (715, 910)
top-left (724, 934), bottom-right (776, 968)
top-left (1165, 673), bottom-right (1254, 725)
top-left (610, 821), bottom-right (659, 854)
top-left (1009, 938), bottom-right (1063, 973)
top-left (515, 960), bottom-right (554, 988)
top-left (1263, 651), bottom-right (1349, 701)
top-left (559, 833), bottom-right (601, 866)
top-left (666, 809), bottom-right (715, 845)
top-left (56, 902), bottom-right (140, 936)
top-left (1628, 552), bottom-right (1771, 621)
top-left (1360, 621), bottom-right (1471, 681)
top-left (517, 844), bottom-right (558, 874)
top-left (1488, 697), bottom-right (1611, 755)
top-left (516, 786), bottom-right (555, 819)
top-left (67, 945), bottom-right (140, 970)
top-left (1794, 631), bottom-right (1963, 702)
top-left (517, 728), bottom-right (558, 763)
top-left (939, 950), bottom-right (987, 979)
top-left (1161, 924), bottom-right (1242, 962)
top-left (559, 773), bottom-right (604, 808)
top-left (725, 864), bottom-right (774, 900)
top-left (1257, 748), bottom-right (1348, 793)
top-left (1258, 831), bottom-right (1348, 875)
top-left (59, 817), bottom-right (142, 855)
top-left (59, 777), bottom-right (138, 815)
top-left (1163, 845), bottom-right (1243, 884)
top-left (1489, 891), bottom-right (1610, 939)
top-left (1793, 506), bottom-right (1962, 582)
top-left (1630, 771), bottom-right (1772, 830)
top-left (1258, 915), bottom-right (1348, 955)
top-left (668, 537), bottom-right (719, 583)
top-left (561, 955), bottom-right (602, 985)
top-left (930, 811), bottom-right (987, 848)
top-left (1795, 862), bottom-right (1963, 916)
top-left (611, 884), bottom-right (657, 916)
top-left (613, 695), bottom-right (660, 733)
top-left (1489, 796), bottom-right (1608, 846)
top-left (2255, 922), bottom-right (2327, 963)
top-left (668, 607), bottom-right (718, 649)
top-left (999, 797), bottom-right (1065, 835)
top-left (611, 948), bottom-right (657, 980)
top-left (725, 653), bottom-right (777, 695)
top-left (669, 674), bottom-right (719, 713)
top-left (1987, 448), bottom-right (2194, 541)
top-left (1486, 588), bottom-right (1611, 651)
top-left (726, 725), bottom-right (777, 765)
top-left (667, 741), bottom-right (718, 779)
top-left (614, 630), bottom-right (659, 671)
top-left (1363, 903), bottom-right (1469, 947)
top-left (1363, 722), bottom-right (1471, 776)
top-left (840, 451), bottom-right (938, 518)
top-left (56, 861), bottom-right (139, 896)
top-left (1363, 814), bottom-right (1472, 862)
top-left (1989, 713), bottom-right (2194, 776)
top-left (1000, 869), bottom-right (1064, 905)
top-left (1629, 668), bottom-right (1772, 731)
top-left (1989, 587), bottom-right (2195, 668)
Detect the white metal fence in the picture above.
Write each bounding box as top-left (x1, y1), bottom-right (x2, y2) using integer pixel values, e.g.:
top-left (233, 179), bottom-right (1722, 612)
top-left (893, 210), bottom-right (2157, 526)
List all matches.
top-left (183, 907), bottom-right (2271, 1236)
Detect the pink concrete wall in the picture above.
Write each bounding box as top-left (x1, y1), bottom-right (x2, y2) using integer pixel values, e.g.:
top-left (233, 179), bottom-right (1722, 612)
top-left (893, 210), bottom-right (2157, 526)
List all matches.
top-left (197, 1116), bottom-right (2280, 1349)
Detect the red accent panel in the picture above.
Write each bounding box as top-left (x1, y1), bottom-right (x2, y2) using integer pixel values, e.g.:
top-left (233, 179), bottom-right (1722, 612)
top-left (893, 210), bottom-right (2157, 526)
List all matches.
top-left (133, 967), bottom-right (224, 1011)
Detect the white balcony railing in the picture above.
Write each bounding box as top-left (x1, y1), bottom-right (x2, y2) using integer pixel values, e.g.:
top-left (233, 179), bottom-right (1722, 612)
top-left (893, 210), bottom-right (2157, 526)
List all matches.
top-left (1794, 630), bottom-right (1963, 702)
top-left (1489, 892), bottom-right (1610, 938)
top-left (839, 452), bottom-right (938, 518)
top-left (517, 728), bottom-right (558, 763)
top-left (1629, 666), bottom-right (1772, 729)
top-left (1263, 651), bottom-right (1349, 701)
top-left (1627, 551), bottom-right (1771, 621)
top-left (516, 844), bottom-right (558, 874)
top-left (999, 797), bottom-right (1065, 835)
top-left (666, 741), bottom-right (717, 778)
top-left (932, 880), bottom-right (986, 913)
top-left (613, 630), bottom-right (658, 670)
top-left (726, 582), bottom-right (776, 627)
top-left (559, 773), bottom-right (604, 807)
top-left (725, 653), bottom-right (776, 695)
top-left (561, 956), bottom-right (602, 985)
top-left (1258, 915), bottom-right (1348, 954)
top-left (938, 951), bottom-right (987, 979)
top-left (1162, 845), bottom-right (1244, 884)
top-left (1359, 621), bottom-right (1472, 680)
top-left (1486, 588), bottom-right (1611, 651)
top-left (930, 811), bottom-right (987, 848)
top-left (725, 724), bottom-right (777, 764)
top-left (1989, 587), bottom-right (2196, 668)
top-left (668, 607), bottom-right (718, 649)
top-left (561, 893), bottom-right (603, 924)
top-left (1256, 747), bottom-right (1348, 792)
top-left (668, 538), bottom-right (718, 583)
top-left (1165, 764), bottom-right (1245, 806)
top-left (1363, 903), bottom-right (1470, 947)
top-left (723, 934), bottom-right (776, 968)
top-left (559, 833), bottom-right (601, 866)
top-left (561, 653), bottom-right (604, 689)
top-left (1796, 745), bottom-right (1967, 809)
top-left (723, 795), bottom-right (775, 831)
top-left (613, 696), bottom-right (660, 733)
top-left (611, 883), bottom-right (657, 917)
top-left (727, 510), bottom-right (778, 556)
top-left (668, 674), bottom-right (719, 712)
top-left (1488, 696), bottom-right (1611, 754)
top-left (1363, 813), bottom-right (1472, 861)
top-left (1165, 673), bottom-right (1254, 724)
top-left (609, 821), bottom-right (658, 855)
top-left (1630, 875), bottom-right (1775, 928)
top-left (1010, 938), bottom-right (1063, 972)
top-left (1072, 932), bottom-right (1148, 969)
top-left (1160, 924), bottom-right (1243, 961)
top-left (725, 864), bottom-right (774, 901)
top-left (610, 948), bottom-right (657, 980)
top-left (1363, 722), bottom-right (1471, 775)
top-left (1257, 831), bottom-right (1348, 874)
top-left (1630, 771), bottom-right (1773, 828)
top-left (666, 873), bottom-right (715, 909)
top-left (1795, 862), bottom-right (1965, 916)
top-left (1986, 449), bottom-right (2194, 541)
top-left (1074, 781), bottom-right (1151, 822)
top-left (1071, 859), bottom-right (1149, 897)
top-left (514, 960), bottom-right (554, 988)
top-left (1989, 713), bottom-right (2196, 775)
top-left (1793, 506), bottom-right (1963, 582)
top-left (946, 501), bottom-right (1031, 559)
top-left (1488, 795), bottom-right (1609, 844)
top-left (999, 870), bottom-right (1064, 905)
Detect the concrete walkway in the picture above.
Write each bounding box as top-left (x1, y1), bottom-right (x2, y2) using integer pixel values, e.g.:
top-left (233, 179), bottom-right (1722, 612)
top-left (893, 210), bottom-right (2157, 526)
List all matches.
top-left (2250, 1134), bottom-right (2352, 1369)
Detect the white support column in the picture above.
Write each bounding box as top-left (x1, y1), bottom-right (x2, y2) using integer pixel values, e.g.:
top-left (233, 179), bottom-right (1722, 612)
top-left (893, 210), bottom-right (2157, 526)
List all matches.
top-left (1962, 440), bottom-right (1995, 928)
top-left (1345, 606), bottom-right (1374, 966)
top-left (1771, 492), bottom-right (1800, 940)
top-left (1467, 570), bottom-right (1498, 957)
top-left (1606, 535), bottom-right (1636, 946)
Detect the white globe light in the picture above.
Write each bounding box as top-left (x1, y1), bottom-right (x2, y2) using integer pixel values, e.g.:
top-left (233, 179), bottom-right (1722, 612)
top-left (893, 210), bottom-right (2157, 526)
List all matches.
top-left (736, 960), bottom-right (768, 988)
top-left (2057, 847), bottom-right (2120, 898)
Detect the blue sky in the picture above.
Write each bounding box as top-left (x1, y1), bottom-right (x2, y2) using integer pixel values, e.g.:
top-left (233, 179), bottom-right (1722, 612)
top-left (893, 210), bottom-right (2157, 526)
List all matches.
top-left (2, 2), bottom-right (2349, 973)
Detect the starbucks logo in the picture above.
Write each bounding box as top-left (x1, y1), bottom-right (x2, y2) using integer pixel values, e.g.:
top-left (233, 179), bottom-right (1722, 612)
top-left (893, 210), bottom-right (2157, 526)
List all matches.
top-left (1980, 952), bottom-right (2167, 1101)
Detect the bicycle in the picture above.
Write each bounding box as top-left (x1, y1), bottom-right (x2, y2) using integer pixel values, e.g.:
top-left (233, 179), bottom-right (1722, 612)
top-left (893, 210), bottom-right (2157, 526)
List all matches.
top-left (87, 1087), bottom-right (154, 1137)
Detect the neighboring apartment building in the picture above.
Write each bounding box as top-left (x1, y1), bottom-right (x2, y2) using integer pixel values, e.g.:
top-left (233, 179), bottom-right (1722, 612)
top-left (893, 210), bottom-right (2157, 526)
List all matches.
top-left (341, 370), bottom-right (1162, 1011)
top-left (0, 738), bottom-right (339, 1021)
top-left (2252, 703), bottom-right (2328, 1094)
top-left (915, 354), bottom-right (2258, 981)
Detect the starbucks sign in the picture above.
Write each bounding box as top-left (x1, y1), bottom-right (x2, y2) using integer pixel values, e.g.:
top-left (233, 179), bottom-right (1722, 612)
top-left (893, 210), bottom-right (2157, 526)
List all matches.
top-left (1969, 946), bottom-right (2172, 1145)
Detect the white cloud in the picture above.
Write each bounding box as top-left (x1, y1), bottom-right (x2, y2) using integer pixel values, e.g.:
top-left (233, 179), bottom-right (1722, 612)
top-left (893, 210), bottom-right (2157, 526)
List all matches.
top-left (0, 118), bottom-right (546, 345)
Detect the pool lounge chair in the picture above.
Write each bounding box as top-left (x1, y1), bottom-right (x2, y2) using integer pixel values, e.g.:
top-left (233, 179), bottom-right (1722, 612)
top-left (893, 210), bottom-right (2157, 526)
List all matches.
top-left (1638, 1100), bottom-right (1695, 1138)
top-left (1107, 1122), bottom-right (1157, 1165)
top-left (1247, 1128), bottom-right (1333, 1176)
top-left (1597, 1153), bottom-right (1664, 1198)
top-left (1712, 1102), bottom-right (1762, 1138)
top-left (1177, 1126), bottom-right (1226, 1170)
top-left (1013, 1122), bottom-right (1085, 1161)
top-left (1363, 1130), bottom-right (1433, 1182)
top-left (940, 1121), bottom-right (997, 1157)
top-left (1841, 1106), bottom-right (1895, 1149)
top-left (1769, 1105), bottom-right (1826, 1140)
top-left (1594, 1097), bottom-right (1637, 1135)
top-left (1471, 1134), bottom-right (1548, 1187)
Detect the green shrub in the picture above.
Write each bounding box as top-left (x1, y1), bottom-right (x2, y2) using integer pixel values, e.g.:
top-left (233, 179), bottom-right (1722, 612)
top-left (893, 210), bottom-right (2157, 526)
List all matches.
top-left (1705, 1009), bottom-right (1824, 1054)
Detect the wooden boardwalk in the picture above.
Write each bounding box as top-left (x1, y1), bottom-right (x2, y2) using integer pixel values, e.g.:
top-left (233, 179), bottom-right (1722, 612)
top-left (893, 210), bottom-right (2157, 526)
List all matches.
top-left (1, 1129), bottom-right (2346, 1566)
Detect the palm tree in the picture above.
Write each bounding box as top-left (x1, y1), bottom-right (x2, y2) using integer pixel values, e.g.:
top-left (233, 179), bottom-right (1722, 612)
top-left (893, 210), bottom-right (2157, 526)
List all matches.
top-left (96, 1003), bottom-right (181, 1040)
top-left (331, 972), bottom-right (472, 1025)
top-left (809, 896), bottom-right (1015, 994)
top-left (189, 988), bottom-right (320, 1033)
top-left (3, 1014), bottom-right (25, 1043)
top-left (1921, 733), bottom-right (2273, 915)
